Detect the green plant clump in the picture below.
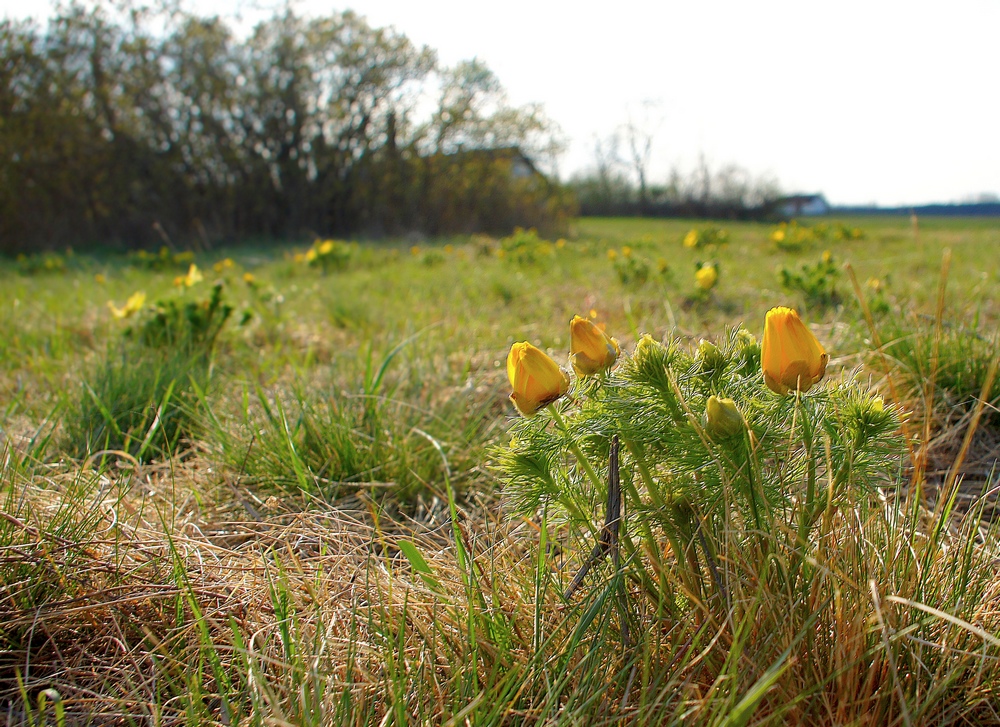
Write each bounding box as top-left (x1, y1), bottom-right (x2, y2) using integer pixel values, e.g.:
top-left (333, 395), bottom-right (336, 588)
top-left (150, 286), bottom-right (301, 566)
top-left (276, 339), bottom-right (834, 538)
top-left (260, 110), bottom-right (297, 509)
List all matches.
top-left (64, 284), bottom-right (234, 461)
top-left (778, 251), bottom-right (842, 309)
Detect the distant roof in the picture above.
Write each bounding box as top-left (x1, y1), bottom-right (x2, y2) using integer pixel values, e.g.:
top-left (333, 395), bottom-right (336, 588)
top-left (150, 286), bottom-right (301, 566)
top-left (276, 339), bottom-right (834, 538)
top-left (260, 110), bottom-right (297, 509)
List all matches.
top-left (434, 146), bottom-right (544, 179)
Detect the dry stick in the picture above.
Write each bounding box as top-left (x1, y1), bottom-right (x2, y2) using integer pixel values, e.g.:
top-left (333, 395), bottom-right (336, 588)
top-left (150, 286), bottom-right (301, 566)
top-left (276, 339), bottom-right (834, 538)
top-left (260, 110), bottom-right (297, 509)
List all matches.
top-left (225, 434), bottom-right (262, 522)
top-left (563, 436), bottom-right (622, 600)
top-left (558, 437), bottom-right (638, 710)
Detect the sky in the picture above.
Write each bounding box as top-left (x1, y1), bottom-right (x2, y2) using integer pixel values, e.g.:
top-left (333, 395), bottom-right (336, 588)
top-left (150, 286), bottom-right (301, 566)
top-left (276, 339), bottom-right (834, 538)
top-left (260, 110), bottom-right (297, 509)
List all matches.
top-left (4, 0), bottom-right (999, 206)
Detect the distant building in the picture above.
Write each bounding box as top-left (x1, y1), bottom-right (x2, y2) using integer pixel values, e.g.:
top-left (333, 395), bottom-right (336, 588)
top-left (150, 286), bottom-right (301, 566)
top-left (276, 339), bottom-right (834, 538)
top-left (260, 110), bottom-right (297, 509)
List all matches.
top-left (436, 146), bottom-right (546, 182)
top-left (775, 194), bottom-right (830, 217)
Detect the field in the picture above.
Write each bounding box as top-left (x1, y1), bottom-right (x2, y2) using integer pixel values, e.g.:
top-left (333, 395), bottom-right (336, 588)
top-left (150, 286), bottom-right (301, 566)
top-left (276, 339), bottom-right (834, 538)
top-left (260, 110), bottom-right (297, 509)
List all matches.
top-left (2, 216), bottom-right (1000, 724)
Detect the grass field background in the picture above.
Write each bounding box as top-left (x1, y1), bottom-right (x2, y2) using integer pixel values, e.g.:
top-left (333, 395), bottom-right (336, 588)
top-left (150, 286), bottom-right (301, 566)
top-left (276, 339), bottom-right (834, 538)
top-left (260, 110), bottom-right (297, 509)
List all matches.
top-left (2, 216), bottom-right (1000, 724)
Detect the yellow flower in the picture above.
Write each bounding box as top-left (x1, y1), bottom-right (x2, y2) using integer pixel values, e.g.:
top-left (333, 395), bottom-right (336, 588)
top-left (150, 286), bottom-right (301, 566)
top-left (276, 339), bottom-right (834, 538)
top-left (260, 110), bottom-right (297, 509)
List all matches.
top-left (243, 272), bottom-right (256, 285)
top-left (556, 239), bottom-right (567, 249)
top-left (94, 273), bottom-right (106, 285)
top-left (410, 245), bottom-right (421, 256)
top-left (183, 264), bottom-right (203, 287)
top-left (695, 263), bottom-right (718, 290)
top-left (771, 228), bottom-right (786, 243)
top-left (761, 306), bottom-right (829, 395)
top-left (318, 240), bottom-right (335, 255)
top-left (507, 342), bottom-right (570, 417)
top-left (706, 395), bottom-right (745, 438)
top-left (621, 246), bottom-right (632, 258)
top-left (213, 258), bottom-right (235, 273)
top-left (569, 315), bottom-right (620, 377)
top-left (108, 291), bottom-right (146, 319)
top-left (443, 244), bottom-right (454, 254)
top-left (822, 250), bottom-right (832, 264)
top-left (607, 249), bottom-right (617, 260)
top-left (683, 229), bottom-right (700, 248)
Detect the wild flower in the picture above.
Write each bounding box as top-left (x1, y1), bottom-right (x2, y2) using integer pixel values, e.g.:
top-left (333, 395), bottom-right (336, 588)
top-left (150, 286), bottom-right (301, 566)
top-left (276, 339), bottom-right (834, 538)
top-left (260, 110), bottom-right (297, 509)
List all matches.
top-left (695, 262), bottom-right (718, 291)
top-left (761, 306), bottom-right (828, 395)
top-left (173, 264), bottom-right (203, 288)
top-left (107, 291), bottom-right (146, 319)
top-left (507, 342), bottom-right (570, 417)
top-left (569, 316), bottom-right (620, 377)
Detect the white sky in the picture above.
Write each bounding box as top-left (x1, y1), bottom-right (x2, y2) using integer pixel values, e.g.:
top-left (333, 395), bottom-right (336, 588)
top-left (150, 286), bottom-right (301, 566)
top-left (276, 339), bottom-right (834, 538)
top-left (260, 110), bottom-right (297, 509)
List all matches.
top-left (5, 0), bottom-right (1000, 206)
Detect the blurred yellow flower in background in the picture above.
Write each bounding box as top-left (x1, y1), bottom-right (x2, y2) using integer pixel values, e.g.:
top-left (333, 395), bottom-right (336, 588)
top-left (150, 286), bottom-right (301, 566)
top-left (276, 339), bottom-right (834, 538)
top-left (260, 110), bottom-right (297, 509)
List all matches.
top-left (174, 264), bottom-right (204, 288)
top-left (695, 263), bottom-right (718, 290)
top-left (108, 291), bottom-right (146, 319)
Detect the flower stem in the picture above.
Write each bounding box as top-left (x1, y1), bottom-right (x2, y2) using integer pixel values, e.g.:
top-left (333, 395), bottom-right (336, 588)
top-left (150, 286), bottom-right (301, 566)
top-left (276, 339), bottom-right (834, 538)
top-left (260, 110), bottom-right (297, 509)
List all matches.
top-left (549, 405), bottom-right (604, 495)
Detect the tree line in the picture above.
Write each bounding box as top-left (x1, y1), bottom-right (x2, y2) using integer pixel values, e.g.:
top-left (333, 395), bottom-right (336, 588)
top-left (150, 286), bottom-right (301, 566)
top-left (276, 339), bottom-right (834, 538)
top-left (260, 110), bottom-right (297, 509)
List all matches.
top-left (0, 3), bottom-right (573, 254)
top-left (568, 118), bottom-right (784, 220)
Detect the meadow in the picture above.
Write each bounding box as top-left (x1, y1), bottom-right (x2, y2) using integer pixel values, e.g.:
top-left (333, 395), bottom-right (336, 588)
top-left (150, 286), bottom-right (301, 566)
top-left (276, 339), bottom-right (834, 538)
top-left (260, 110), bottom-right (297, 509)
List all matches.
top-left (2, 216), bottom-right (1000, 725)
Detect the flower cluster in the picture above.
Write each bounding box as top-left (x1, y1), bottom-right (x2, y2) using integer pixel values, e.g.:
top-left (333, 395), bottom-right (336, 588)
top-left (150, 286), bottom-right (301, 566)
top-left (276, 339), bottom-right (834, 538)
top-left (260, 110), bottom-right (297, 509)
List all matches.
top-left (506, 315), bottom-right (621, 417)
top-left (496, 304), bottom-right (900, 613)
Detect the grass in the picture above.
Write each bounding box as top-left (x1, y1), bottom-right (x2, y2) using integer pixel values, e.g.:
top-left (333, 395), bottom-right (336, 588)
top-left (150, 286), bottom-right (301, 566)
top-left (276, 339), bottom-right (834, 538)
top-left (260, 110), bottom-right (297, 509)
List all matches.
top-left (1, 216), bottom-right (1000, 724)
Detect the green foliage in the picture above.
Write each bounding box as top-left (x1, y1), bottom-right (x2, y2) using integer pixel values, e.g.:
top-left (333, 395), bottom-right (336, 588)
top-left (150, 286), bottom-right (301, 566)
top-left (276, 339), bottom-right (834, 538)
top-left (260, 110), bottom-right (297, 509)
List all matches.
top-left (778, 251), bottom-right (842, 309)
top-left (63, 345), bottom-right (207, 460)
top-left (879, 311), bottom-right (1000, 409)
top-left (207, 375), bottom-right (492, 503)
top-left (498, 228), bottom-right (555, 265)
top-left (129, 247), bottom-right (196, 271)
top-left (611, 249), bottom-right (650, 287)
top-left (682, 225), bottom-right (729, 249)
top-left (497, 326), bottom-right (904, 602)
top-left (0, 458), bottom-right (119, 650)
top-left (64, 284), bottom-right (233, 460)
top-left (771, 221), bottom-right (866, 252)
top-left (299, 239), bottom-right (357, 273)
top-left (14, 251), bottom-right (68, 275)
top-left (131, 282), bottom-right (233, 353)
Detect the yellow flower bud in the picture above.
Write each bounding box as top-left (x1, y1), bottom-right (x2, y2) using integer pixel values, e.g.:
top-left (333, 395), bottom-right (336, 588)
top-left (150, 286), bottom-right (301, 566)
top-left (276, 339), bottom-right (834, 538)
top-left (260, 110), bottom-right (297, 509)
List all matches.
top-left (761, 306), bottom-right (829, 395)
top-left (569, 315), bottom-right (620, 377)
top-left (683, 229), bottom-right (699, 248)
top-left (697, 339), bottom-right (725, 372)
top-left (706, 395), bottom-right (745, 438)
top-left (507, 342), bottom-right (570, 417)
